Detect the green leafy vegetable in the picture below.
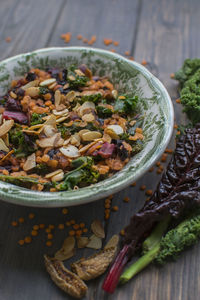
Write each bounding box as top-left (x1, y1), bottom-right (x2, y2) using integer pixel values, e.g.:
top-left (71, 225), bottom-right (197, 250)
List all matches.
top-left (39, 87), bottom-right (49, 95)
top-left (9, 127), bottom-right (36, 157)
top-left (58, 156), bottom-right (99, 191)
top-left (174, 58), bottom-right (200, 87)
top-left (67, 65), bottom-right (88, 88)
top-left (80, 93), bottom-right (102, 104)
top-left (156, 212), bottom-right (200, 264)
top-left (119, 212), bottom-right (200, 284)
top-left (0, 174), bottom-right (53, 189)
top-left (30, 113), bottom-right (46, 126)
top-left (179, 69), bottom-right (200, 125)
top-left (96, 105), bottom-right (113, 118)
top-left (114, 95), bottom-right (138, 114)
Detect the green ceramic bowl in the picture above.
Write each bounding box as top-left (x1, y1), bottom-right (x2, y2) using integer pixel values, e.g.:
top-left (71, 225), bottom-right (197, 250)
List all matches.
top-left (0, 47), bottom-right (174, 207)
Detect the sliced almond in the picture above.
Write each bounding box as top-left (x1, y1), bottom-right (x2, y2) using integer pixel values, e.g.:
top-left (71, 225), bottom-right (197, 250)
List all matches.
top-left (45, 169), bottom-right (63, 179)
top-left (82, 113), bottom-right (95, 122)
top-left (23, 153), bottom-right (36, 171)
top-left (106, 125), bottom-right (124, 138)
top-left (52, 108), bottom-right (69, 116)
top-left (0, 138), bottom-right (9, 152)
top-left (104, 234), bottom-right (119, 250)
top-left (36, 133), bottom-right (60, 148)
top-left (21, 80), bottom-right (39, 90)
top-left (55, 89), bottom-right (61, 107)
top-left (51, 171), bottom-right (64, 182)
top-left (2, 133), bottom-right (9, 147)
top-left (43, 125), bottom-right (57, 137)
top-left (77, 237), bottom-right (89, 249)
top-left (102, 133), bottom-right (112, 143)
top-left (55, 237), bottom-right (75, 261)
top-left (48, 82), bottom-right (57, 89)
top-left (66, 91), bottom-right (76, 102)
top-left (0, 120), bottom-right (14, 137)
top-left (63, 138), bottom-right (71, 146)
top-left (63, 83), bottom-right (69, 89)
top-left (79, 102), bottom-right (95, 117)
top-left (25, 87), bottom-right (40, 97)
top-left (91, 220), bottom-right (105, 238)
top-left (70, 134), bottom-right (80, 146)
top-left (56, 116), bottom-right (69, 123)
top-left (60, 145), bottom-right (80, 158)
top-left (74, 69), bottom-right (85, 76)
top-left (86, 235), bottom-right (102, 249)
top-left (81, 131), bottom-right (102, 142)
top-left (40, 78), bottom-right (56, 86)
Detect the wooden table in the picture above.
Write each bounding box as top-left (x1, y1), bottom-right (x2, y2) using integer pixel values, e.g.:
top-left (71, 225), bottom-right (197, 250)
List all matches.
top-left (0, 0), bottom-right (199, 299)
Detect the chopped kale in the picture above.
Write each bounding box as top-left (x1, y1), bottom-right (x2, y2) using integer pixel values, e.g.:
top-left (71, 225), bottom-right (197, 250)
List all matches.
top-left (114, 95), bottom-right (138, 114)
top-left (30, 113), bottom-right (46, 126)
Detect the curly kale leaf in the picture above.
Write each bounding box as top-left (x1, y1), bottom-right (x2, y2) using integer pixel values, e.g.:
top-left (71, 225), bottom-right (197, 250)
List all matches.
top-left (30, 113), bottom-right (47, 126)
top-left (58, 157), bottom-right (99, 191)
top-left (174, 58), bottom-right (200, 87)
top-left (67, 65), bottom-right (88, 88)
top-left (114, 95), bottom-right (138, 114)
top-left (96, 105), bottom-right (113, 118)
top-left (155, 212), bottom-right (200, 264)
top-left (9, 128), bottom-right (37, 157)
top-left (39, 87), bottom-right (49, 95)
top-left (179, 69), bottom-right (200, 125)
top-left (80, 93), bottom-right (102, 104)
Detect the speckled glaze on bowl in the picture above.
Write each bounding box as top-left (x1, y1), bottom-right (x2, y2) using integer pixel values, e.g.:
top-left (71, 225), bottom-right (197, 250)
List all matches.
top-left (0, 47), bottom-right (174, 207)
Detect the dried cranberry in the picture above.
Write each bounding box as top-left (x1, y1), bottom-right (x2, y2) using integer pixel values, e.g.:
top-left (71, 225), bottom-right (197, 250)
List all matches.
top-left (98, 142), bottom-right (116, 158)
top-left (3, 111), bottom-right (28, 124)
top-left (5, 97), bottom-right (21, 111)
top-left (47, 68), bottom-right (60, 79)
top-left (16, 88), bottom-right (25, 97)
top-left (26, 72), bottom-right (36, 81)
top-left (47, 149), bottom-right (59, 159)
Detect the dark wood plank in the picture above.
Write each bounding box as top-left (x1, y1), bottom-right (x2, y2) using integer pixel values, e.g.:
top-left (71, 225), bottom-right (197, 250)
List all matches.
top-left (94, 1), bottom-right (200, 300)
top-left (48, 0), bottom-right (140, 54)
top-left (0, 0), bottom-right (200, 299)
top-left (0, 0), bottom-right (65, 60)
top-left (0, 0), bottom-right (141, 300)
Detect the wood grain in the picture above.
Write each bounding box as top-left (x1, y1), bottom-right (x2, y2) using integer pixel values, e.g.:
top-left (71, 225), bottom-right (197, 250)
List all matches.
top-left (0, 0), bottom-right (200, 299)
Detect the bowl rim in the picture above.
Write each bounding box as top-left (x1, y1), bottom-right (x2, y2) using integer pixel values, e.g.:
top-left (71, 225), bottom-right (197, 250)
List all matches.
top-left (0, 46), bottom-right (174, 207)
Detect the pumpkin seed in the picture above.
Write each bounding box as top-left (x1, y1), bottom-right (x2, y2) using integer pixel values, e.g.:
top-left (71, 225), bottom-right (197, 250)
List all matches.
top-left (40, 78), bottom-right (56, 86)
top-left (25, 87), bottom-right (40, 97)
top-left (81, 131), bottom-right (102, 142)
top-left (45, 169), bottom-right (63, 179)
top-left (21, 80), bottom-right (39, 90)
top-left (55, 89), bottom-right (61, 107)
